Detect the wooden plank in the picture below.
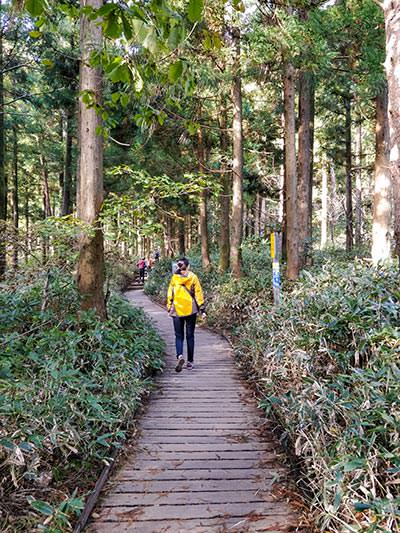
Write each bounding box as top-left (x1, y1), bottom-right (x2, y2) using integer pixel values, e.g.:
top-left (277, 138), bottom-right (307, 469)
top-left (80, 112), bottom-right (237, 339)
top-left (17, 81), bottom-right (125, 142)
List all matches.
top-left (116, 468), bottom-right (283, 481)
top-left (105, 479), bottom-right (275, 493)
top-left (128, 459), bottom-right (273, 470)
top-left (95, 502), bottom-right (295, 522)
top-left (136, 442), bottom-right (274, 452)
top-left (101, 490), bottom-right (273, 506)
top-left (90, 517), bottom-right (294, 533)
top-left (133, 451), bottom-right (271, 461)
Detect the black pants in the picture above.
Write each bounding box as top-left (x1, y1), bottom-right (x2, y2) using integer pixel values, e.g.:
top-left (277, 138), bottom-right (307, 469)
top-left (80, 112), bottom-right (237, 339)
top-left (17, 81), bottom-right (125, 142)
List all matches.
top-left (139, 268), bottom-right (145, 282)
top-left (173, 314), bottom-right (197, 362)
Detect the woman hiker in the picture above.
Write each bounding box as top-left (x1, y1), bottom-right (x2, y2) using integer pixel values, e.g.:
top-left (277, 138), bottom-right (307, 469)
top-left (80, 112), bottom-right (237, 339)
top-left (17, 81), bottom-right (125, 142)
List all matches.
top-left (167, 257), bottom-right (206, 372)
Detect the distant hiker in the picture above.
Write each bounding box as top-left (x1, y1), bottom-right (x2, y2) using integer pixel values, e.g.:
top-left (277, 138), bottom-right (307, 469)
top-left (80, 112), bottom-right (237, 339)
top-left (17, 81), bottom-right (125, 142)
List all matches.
top-left (154, 250), bottom-right (160, 261)
top-left (147, 256), bottom-right (155, 272)
top-left (167, 257), bottom-right (206, 372)
top-left (137, 257), bottom-right (146, 283)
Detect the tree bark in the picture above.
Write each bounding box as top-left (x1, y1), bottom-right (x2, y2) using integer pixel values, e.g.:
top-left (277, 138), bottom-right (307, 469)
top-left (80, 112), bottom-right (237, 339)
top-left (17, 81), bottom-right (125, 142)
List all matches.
top-left (230, 27), bottom-right (244, 279)
top-left (178, 218), bottom-right (185, 256)
top-left (329, 160), bottom-right (337, 244)
top-left (384, 2), bottom-right (400, 263)
top-left (12, 125), bottom-right (18, 269)
top-left (40, 153), bottom-right (52, 218)
top-left (0, 5), bottom-right (6, 277)
top-left (198, 128), bottom-right (211, 270)
top-left (372, 84), bottom-right (392, 264)
top-left (283, 61), bottom-right (299, 279)
top-left (76, 0), bottom-right (106, 319)
top-left (218, 105), bottom-right (230, 272)
top-left (320, 162), bottom-right (328, 249)
top-left (24, 181), bottom-right (29, 261)
top-left (354, 120), bottom-right (363, 247)
top-left (344, 96), bottom-right (353, 252)
top-left (297, 70), bottom-right (315, 266)
top-left (62, 107), bottom-right (74, 216)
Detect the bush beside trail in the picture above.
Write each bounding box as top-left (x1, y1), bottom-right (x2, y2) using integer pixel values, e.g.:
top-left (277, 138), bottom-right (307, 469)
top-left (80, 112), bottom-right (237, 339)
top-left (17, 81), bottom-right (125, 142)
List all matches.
top-left (0, 270), bottom-right (164, 532)
top-left (145, 244), bottom-right (400, 532)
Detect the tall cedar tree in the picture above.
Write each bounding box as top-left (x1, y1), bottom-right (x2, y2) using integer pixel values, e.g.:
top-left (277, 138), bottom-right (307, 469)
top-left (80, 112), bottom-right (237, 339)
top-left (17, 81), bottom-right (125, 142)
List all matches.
top-left (384, 1), bottom-right (400, 263)
top-left (76, 0), bottom-right (106, 318)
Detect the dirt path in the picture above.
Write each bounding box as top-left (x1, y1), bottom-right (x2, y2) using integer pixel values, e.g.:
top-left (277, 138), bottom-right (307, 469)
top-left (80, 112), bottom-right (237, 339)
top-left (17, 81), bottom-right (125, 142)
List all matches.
top-left (89, 290), bottom-right (300, 532)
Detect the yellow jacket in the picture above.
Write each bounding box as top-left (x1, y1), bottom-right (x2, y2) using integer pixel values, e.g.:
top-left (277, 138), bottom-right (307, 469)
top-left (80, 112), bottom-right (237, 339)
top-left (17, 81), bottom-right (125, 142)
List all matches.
top-left (167, 271), bottom-right (205, 317)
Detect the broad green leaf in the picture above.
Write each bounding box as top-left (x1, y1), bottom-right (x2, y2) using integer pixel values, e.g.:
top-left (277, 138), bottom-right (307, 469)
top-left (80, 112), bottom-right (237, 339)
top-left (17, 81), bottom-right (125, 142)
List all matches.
top-left (29, 499), bottom-right (54, 516)
top-left (96, 4), bottom-right (116, 17)
top-left (111, 92), bottom-right (121, 104)
top-left (188, 0), bottom-right (203, 23)
top-left (121, 13), bottom-right (133, 40)
top-left (29, 30), bottom-right (42, 38)
top-left (120, 94), bottom-right (129, 107)
top-left (168, 60), bottom-right (183, 83)
top-left (41, 58), bottom-right (54, 68)
top-left (26, 0), bottom-right (46, 17)
top-left (104, 13), bottom-right (122, 39)
top-left (143, 28), bottom-right (158, 54)
top-left (168, 26), bottom-right (181, 50)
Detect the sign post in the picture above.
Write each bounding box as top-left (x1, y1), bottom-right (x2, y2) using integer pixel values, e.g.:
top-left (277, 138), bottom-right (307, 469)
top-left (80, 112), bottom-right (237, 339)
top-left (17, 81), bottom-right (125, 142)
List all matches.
top-left (270, 232), bottom-right (281, 305)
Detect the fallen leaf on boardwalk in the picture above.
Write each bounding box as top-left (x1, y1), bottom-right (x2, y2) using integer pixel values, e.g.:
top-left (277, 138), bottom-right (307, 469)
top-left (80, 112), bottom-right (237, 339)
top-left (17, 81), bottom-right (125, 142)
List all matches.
top-left (172, 460), bottom-right (184, 466)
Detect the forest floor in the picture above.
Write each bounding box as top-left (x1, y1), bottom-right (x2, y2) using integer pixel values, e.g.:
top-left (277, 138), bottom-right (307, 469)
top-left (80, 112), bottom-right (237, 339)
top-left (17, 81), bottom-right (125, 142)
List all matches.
top-left (89, 290), bottom-right (302, 533)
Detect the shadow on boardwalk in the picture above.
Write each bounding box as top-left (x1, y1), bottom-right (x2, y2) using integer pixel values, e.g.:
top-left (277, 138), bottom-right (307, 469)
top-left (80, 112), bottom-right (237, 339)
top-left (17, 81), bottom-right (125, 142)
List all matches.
top-left (89, 290), bottom-right (303, 533)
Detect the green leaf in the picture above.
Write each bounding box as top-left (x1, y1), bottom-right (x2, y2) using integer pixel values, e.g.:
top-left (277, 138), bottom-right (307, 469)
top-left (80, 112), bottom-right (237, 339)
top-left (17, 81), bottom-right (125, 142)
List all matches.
top-left (168, 60), bottom-right (183, 83)
top-left (343, 458), bottom-right (366, 472)
top-left (26, 0), bottom-right (46, 17)
top-left (168, 26), bottom-right (181, 50)
top-left (96, 4), bottom-right (116, 17)
top-left (29, 30), bottom-right (42, 38)
top-left (109, 64), bottom-right (131, 84)
top-left (29, 499), bottom-right (54, 516)
top-left (121, 13), bottom-right (133, 40)
top-left (120, 94), bottom-right (129, 107)
top-left (188, 0), bottom-right (203, 23)
top-left (143, 28), bottom-right (159, 54)
top-left (111, 92), bottom-right (121, 104)
top-left (41, 58), bottom-right (54, 68)
top-left (104, 12), bottom-right (122, 39)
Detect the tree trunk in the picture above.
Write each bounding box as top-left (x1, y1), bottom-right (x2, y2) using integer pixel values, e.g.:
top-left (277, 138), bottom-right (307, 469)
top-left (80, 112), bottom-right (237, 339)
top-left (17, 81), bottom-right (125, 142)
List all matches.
top-left (345, 96), bottom-right (353, 252)
top-left (76, 0), bottom-right (106, 319)
top-left (230, 27), bottom-right (244, 279)
top-left (320, 162), bottom-right (328, 249)
top-left (178, 218), bottom-right (185, 256)
top-left (24, 182), bottom-right (29, 261)
top-left (384, 2), bottom-right (400, 263)
top-left (329, 160), bottom-right (337, 244)
top-left (372, 84), bottom-right (392, 264)
top-left (40, 153), bottom-right (52, 218)
top-left (62, 107), bottom-right (73, 216)
top-left (0, 5), bottom-right (6, 278)
top-left (198, 128), bottom-right (211, 270)
top-left (260, 196), bottom-right (267, 236)
top-left (12, 126), bottom-right (18, 269)
top-left (283, 61), bottom-right (299, 279)
top-left (354, 120), bottom-right (363, 247)
top-left (59, 113), bottom-right (64, 200)
top-left (219, 106), bottom-right (230, 272)
top-left (297, 70), bottom-right (315, 266)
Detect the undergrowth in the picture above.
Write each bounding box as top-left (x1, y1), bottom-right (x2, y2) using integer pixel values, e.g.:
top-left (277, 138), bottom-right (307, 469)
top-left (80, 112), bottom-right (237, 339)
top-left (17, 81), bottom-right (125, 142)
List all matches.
top-left (145, 243), bottom-right (400, 532)
top-left (0, 269), bottom-right (164, 532)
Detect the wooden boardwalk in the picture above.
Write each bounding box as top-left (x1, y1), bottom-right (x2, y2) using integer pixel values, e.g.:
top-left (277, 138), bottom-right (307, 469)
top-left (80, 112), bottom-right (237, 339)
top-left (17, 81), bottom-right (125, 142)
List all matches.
top-left (89, 290), bottom-right (300, 533)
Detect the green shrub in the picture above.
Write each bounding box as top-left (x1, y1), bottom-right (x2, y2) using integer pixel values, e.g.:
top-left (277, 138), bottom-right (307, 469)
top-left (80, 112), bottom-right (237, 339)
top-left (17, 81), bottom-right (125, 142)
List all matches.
top-left (0, 273), bottom-right (164, 532)
top-left (235, 261), bottom-right (400, 532)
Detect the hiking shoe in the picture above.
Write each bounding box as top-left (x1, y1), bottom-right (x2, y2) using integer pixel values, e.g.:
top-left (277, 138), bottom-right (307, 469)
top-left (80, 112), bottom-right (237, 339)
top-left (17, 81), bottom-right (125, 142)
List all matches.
top-left (175, 356), bottom-right (185, 373)
top-left (186, 362), bottom-right (194, 370)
